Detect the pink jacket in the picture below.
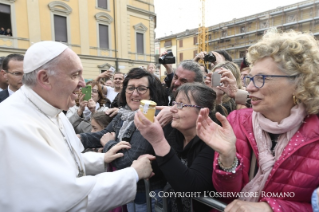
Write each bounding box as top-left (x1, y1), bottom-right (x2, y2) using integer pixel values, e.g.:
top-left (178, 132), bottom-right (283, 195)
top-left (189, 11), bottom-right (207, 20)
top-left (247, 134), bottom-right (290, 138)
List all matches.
top-left (213, 108), bottom-right (319, 212)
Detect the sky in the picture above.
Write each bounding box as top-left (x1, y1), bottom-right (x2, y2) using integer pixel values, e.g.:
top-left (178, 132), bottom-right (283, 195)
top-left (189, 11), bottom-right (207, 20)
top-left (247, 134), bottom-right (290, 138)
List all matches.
top-left (154, 0), bottom-right (305, 39)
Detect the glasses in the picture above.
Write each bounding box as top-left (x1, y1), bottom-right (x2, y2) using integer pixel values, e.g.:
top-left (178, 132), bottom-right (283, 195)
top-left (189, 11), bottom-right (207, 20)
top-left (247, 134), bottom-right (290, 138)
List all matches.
top-left (172, 101), bottom-right (203, 109)
top-left (7, 71), bottom-right (24, 76)
top-left (243, 74), bottom-right (296, 88)
top-left (125, 85), bottom-right (149, 94)
top-left (92, 89), bottom-right (98, 93)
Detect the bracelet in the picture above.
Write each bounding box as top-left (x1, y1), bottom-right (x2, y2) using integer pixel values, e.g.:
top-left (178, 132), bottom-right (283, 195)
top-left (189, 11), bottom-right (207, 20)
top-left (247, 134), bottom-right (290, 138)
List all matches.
top-left (218, 156), bottom-right (238, 173)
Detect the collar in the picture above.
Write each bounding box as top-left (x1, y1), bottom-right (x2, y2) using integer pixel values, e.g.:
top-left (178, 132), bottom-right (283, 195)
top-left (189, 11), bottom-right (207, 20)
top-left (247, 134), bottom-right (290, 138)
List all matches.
top-left (8, 86), bottom-right (15, 96)
top-left (22, 85), bottom-right (62, 118)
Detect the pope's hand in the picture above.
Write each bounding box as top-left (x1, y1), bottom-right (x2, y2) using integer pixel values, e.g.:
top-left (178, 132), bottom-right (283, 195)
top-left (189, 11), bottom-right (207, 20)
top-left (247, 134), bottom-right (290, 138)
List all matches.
top-left (131, 154), bottom-right (155, 180)
top-left (196, 108), bottom-right (236, 167)
top-left (104, 141), bottom-right (131, 163)
top-left (100, 132), bottom-right (116, 147)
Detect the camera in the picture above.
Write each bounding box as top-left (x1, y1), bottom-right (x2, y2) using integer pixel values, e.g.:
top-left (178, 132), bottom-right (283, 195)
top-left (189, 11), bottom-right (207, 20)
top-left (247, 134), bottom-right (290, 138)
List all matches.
top-left (159, 51), bottom-right (175, 64)
top-left (204, 53), bottom-right (216, 63)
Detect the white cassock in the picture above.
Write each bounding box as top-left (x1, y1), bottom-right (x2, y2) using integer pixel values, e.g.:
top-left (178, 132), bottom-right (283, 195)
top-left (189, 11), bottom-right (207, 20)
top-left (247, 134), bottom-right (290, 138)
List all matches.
top-left (0, 85), bottom-right (137, 212)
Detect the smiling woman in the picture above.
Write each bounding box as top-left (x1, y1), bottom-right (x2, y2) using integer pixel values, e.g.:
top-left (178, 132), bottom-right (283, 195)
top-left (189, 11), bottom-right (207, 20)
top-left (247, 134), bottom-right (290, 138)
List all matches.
top-left (196, 30), bottom-right (319, 212)
top-left (79, 68), bottom-right (168, 212)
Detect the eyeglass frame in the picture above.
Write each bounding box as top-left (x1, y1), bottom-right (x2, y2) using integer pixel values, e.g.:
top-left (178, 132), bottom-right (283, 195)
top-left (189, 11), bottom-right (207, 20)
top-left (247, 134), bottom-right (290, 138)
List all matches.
top-left (7, 71), bottom-right (24, 76)
top-left (172, 101), bottom-right (203, 109)
top-left (243, 74), bottom-right (297, 88)
top-left (125, 85), bottom-right (149, 94)
top-left (91, 89), bottom-right (98, 93)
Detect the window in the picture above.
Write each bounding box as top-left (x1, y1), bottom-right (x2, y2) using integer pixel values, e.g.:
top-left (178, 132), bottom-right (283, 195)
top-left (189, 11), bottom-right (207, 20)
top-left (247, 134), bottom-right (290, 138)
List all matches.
top-left (98, 0), bottom-right (108, 9)
top-left (193, 36), bottom-right (197, 45)
top-left (49, 2), bottom-right (72, 43)
top-left (99, 24), bottom-right (109, 49)
top-left (164, 40), bottom-right (172, 47)
top-left (179, 39), bottom-right (183, 47)
top-left (260, 21), bottom-right (268, 29)
top-left (222, 30), bottom-right (227, 37)
top-left (133, 23), bottom-right (147, 54)
top-left (0, 3), bottom-right (12, 36)
top-left (179, 53), bottom-right (183, 62)
top-left (240, 26), bottom-right (245, 33)
top-left (239, 51), bottom-right (246, 58)
top-left (54, 15), bottom-right (68, 42)
top-left (208, 34), bottom-right (211, 40)
top-left (136, 32), bottom-right (144, 54)
top-left (287, 14), bottom-right (297, 23)
top-left (193, 50), bottom-right (197, 58)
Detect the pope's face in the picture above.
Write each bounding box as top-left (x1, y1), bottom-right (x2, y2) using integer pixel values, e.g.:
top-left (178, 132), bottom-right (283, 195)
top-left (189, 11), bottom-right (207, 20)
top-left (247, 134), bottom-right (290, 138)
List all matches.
top-left (50, 49), bottom-right (85, 110)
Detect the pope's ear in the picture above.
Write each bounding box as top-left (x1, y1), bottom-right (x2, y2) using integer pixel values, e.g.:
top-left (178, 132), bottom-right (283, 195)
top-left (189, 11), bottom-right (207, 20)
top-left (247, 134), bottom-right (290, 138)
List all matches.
top-left (37, 70), bottom-right (52, 90)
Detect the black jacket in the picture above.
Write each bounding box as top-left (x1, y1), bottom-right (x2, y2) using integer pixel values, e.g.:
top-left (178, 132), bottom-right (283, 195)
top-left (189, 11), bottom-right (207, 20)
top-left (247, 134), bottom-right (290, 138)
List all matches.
top-left (0, 89), bottom-right (9, 103)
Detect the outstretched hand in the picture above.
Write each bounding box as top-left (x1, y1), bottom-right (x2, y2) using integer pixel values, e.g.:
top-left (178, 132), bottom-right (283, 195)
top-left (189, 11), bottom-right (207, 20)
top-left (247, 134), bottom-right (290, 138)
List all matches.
top-left (104, 141), bottom-right (131, 163)
top-left (196, 108), bottom-right (237, 166)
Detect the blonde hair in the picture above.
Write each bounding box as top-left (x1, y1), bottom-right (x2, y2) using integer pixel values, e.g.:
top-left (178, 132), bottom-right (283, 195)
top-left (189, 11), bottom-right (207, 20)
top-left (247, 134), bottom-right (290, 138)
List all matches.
top-left (247, 30), bottom-right (319, 114)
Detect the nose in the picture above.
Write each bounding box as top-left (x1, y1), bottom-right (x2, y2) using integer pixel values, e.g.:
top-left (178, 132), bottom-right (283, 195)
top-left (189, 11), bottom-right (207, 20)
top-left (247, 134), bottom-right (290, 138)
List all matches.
top-left (79, 76), bottom-right (86, 87)
top-left (170, 104), bottom-right (178, 113)
top-left (132, 88), bottom-right (140, 96)
top-left (245, 79), bottom-right (257, 92)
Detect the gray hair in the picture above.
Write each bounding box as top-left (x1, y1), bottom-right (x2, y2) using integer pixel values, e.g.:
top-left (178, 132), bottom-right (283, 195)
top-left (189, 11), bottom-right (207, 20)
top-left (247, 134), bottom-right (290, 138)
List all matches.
top-left (22, 53), bottom-right (63, 87)
top-left (178, 60), bottom-right (203, 83)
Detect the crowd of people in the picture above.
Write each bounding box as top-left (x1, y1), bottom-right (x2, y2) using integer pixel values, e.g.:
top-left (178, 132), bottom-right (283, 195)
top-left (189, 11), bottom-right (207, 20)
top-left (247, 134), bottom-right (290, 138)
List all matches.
top-left (0, 29), bottom-right (319, 212)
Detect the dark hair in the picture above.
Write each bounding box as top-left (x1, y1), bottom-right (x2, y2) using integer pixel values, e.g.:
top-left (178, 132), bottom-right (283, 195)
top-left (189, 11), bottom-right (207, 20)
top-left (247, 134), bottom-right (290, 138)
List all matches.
top-left (2, 54), bottom-right (24, 72)
top-left (87, 80), bottom-right (110, 106)
top-left (174, 82), bottom-right (227, 125)
top-left (92, 111), bottom-right (113, 129)
top-left (0, 56), bottom-right (5, 69)
top-left (118, 68), bottom-right (168, 107)
top-left (215, 50), bottom-right (232, 62)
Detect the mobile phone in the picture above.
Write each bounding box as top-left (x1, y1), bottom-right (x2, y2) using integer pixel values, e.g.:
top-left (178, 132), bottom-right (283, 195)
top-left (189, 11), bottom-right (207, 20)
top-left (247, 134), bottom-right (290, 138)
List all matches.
top-left (211, 72), bottom-right (221, 87)
top-left (81, 85), bottom-right (91, 101)
top-left (109, 66), bottom-right (116, 73)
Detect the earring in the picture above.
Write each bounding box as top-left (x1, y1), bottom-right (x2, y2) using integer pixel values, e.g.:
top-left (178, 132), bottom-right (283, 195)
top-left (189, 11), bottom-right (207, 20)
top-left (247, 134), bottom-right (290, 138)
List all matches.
top-left (293, 95), bottom-right (298, 105)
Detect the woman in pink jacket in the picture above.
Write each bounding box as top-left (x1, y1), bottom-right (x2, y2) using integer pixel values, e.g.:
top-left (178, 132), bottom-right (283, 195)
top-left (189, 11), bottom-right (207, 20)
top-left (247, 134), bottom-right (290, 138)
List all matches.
top-left (197, 30), bottom-right (319, 212)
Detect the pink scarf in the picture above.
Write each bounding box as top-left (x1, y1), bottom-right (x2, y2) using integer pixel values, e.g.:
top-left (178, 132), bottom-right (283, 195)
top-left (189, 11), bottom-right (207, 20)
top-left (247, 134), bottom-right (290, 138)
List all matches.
top-left (240, 104), bottom-right (307, 202)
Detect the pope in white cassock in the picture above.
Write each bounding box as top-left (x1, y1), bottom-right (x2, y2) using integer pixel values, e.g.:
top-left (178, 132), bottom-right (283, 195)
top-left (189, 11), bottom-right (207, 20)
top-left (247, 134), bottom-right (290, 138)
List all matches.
top-left (0, 41), bottom-right (154, 211)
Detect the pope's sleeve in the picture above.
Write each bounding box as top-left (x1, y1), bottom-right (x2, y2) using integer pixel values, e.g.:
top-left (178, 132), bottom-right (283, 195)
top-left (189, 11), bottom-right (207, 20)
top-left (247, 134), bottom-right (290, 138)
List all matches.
top-left (86, 167), bottom-right (137, 212)
top-left (82, 152), bottom-right (108, 175)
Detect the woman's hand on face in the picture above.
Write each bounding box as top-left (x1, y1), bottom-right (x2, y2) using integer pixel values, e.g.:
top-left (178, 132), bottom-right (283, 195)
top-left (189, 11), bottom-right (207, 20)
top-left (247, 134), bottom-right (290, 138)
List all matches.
top-left (217, 68), bottom-right (238, 98)
top-left (100, 132), bottom-right (116, 147)
top-left (225, 200), bottom-right (272, 212)
top-left (155, 106), bottom-right (173, 127)
top-left (196, 108), bottom-right (237, 166)
top-left (104, 141), bottom-right (131, 163)
top-left (87, 99), bottom-right (96, 113)
top-left (134, 110), bottom-right (166, 146)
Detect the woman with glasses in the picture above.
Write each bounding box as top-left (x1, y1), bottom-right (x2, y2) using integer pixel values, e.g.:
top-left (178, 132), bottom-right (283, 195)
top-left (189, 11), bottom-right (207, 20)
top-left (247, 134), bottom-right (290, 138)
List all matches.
top-left (66, 80), bottom-right (111, 134)
top-left (196, 30), bottom-right (319, 212)
top-left (135, 83), bottom-right (227, 212)
top-left (79, 68), bottom-right (168, 212)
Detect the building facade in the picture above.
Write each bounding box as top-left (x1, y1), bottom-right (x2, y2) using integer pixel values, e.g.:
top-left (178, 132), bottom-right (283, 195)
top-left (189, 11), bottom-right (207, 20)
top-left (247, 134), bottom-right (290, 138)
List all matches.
top-left (0, 0), bottom-right (156, 79)
top-left (157, 0), bottom-right (319, 66)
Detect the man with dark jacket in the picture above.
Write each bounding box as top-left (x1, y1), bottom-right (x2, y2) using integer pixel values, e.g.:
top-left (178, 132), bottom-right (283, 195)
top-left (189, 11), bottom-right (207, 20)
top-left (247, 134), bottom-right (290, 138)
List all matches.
top-left (0, 54), bottom-right (24, 103)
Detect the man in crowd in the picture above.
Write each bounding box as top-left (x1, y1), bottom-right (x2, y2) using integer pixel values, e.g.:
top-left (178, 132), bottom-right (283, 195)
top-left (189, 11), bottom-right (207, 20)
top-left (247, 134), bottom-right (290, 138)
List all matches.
top-left (0, 56), bottom-right (7, 91)
top-left (0, 54), bottom-right (23, 103)
top-left (0, 41), bottom-right (153, 211)
top-left (96, 70), bottom-right (124, 103)
top-left (193, 49), bottom-right (232, 69)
